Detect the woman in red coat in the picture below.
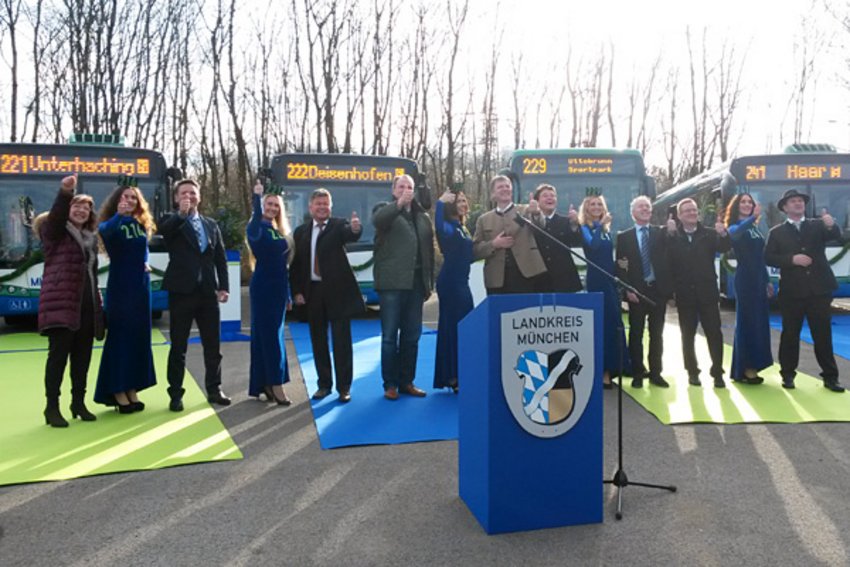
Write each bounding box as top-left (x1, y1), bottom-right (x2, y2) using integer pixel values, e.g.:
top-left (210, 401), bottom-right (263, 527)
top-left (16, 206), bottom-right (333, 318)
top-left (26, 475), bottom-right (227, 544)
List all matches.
top-left (36, 174), bottom-right (104, 427)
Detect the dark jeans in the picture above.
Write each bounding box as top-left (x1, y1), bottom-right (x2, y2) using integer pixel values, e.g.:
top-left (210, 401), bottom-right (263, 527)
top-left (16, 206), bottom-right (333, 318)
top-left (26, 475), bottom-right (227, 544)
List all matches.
top-left (44, 326), bottom-right (94, 401)
top-left (167, 290), bottom-right (222, 397)
top-left (308, 281), bottom-right (354, 393)
top-left (44, 293), bottom-right (95, 401)
top-left (676, 294), bottom-right (724, 379)
top-left (779, 293), bottom-right (837, 381)
top-left (378, 281), bottom-right (425, 390)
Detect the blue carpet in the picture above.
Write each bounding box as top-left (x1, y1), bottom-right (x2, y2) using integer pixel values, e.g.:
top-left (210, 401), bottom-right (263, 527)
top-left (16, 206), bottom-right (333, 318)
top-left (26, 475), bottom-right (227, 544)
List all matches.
top-left (769, 314), bottom-right (850, 360)
top-left (289, 319), bottom-right (458, 449)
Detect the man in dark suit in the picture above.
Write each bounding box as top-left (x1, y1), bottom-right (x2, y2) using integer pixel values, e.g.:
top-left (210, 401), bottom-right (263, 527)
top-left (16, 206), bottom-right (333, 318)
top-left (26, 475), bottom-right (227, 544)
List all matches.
top-left (764, 188), bottom-right (845, 392)
top-left (666, 198), bottom-right (731, 388)
top-left (616, 195), bottom-right (673, 388)
top-left (530, 184), bottom-right (583, 293)
top-left (290, 188), bottom-right (365, 403)
top-left (159, 179), bottom-right (231, 411)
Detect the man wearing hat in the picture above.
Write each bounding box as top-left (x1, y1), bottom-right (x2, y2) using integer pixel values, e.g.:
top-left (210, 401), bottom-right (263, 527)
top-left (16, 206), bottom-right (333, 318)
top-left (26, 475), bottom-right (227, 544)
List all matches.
top-left (764, 188), bottom-right (845, 392)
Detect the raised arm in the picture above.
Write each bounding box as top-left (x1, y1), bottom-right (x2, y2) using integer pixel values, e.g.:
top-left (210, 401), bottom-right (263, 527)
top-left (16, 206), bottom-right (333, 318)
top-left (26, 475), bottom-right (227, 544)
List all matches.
top-left (727, 215), bottom-right (756, 241)
top-left (246, 193), bottom-right (265, 243)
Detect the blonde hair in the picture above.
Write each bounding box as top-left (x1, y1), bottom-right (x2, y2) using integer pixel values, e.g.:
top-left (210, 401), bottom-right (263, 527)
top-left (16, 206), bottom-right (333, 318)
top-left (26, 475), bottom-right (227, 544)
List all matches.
top-left (263, 193), bottom-right (291, 236)
top-left (578, 195), bottom-right (611, 232)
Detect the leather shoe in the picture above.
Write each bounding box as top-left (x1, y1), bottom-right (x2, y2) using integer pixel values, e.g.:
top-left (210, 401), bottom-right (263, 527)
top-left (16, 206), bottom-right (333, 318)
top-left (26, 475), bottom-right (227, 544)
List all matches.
top-left (649, 375), bottom-right (670, 388)
top-left (781, 378), bottom-right (796, 389)
top-left (400, 384), bottom-right (427, 397)
top-left (384, 387), bottom-right (399, 401)
top-left (713, 377), bottom-right (726, 389)
top-left (207, 390), bottom-right (232, 406)
top-left (688, 376), bottom-right (701, 386)
top-left (630, 378), bottom-right (643, 388)
top-left (169, 398), bottom-right (184, 412)
top-left (312, 388), bottom-right (332, 400)
top-left (824, 381), bottom-right (846, 393)
top-left (338, 391), bottom-right (352, 403)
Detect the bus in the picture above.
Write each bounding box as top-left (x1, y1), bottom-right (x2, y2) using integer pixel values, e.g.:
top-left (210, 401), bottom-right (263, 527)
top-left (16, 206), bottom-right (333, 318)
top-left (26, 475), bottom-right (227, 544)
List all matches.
top-left (651, 144), bottom-right (850, 298)
top-left (503, 148), bottom-right (657, 235)
top-left (0, 136), bottom-right (177, 322)
top-left (268, 153), bottom-right (425, 305)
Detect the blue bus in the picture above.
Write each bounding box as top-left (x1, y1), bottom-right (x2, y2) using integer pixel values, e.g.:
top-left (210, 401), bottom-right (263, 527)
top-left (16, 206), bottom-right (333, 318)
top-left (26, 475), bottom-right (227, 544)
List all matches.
top-left (502, 148), bottom-right (657, 235)
top-left (651, 144), bottom-right (850, 298)
top-left (269, 153), bottom-right (424, 305)
top-left (0, 136), bottom-right (176, 322)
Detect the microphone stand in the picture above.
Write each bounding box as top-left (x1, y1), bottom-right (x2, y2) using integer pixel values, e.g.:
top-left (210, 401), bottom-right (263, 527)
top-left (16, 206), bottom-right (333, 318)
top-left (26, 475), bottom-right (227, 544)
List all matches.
top-left (515, 214), bottom-right (676, 520)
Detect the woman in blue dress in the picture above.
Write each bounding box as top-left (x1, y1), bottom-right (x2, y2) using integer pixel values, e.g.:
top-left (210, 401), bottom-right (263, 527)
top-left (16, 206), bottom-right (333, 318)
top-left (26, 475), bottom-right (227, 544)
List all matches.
top-left (579, 194), bottom-right (631, 388)
top-left (433, 190), bottom-right (474, 392)
top-left (94, 184), bottom-right (157, 413)
top-left (724, 193), bottom-right (774, 384)
top-left (247, 180), bottom-right (294, 405)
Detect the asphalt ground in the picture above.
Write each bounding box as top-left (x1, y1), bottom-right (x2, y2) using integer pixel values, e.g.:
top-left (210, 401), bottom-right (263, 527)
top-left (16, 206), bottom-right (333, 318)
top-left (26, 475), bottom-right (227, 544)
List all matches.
top-left (1, 292), bottom-right (850, 566)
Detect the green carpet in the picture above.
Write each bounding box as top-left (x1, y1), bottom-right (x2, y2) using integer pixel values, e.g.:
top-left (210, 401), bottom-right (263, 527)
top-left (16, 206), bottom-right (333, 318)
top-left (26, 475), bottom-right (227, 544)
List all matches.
top-left (623, 323), bottom-right (850, 424)
top-left (0, 340), bottom-right (242, 486)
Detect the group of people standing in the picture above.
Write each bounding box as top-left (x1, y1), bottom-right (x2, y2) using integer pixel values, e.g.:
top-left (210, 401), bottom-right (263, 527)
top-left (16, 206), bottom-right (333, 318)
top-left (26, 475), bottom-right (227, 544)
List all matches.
top-left (36, 171), bottom-right (845, 428)
top-left (468, 175), bottom-right (846, 394)
top-left (38, 175), bottom-right (234, 427)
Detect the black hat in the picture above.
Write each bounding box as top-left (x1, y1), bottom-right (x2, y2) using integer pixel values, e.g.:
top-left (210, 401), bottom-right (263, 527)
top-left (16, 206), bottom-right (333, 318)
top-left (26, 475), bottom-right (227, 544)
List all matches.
top-left (777, 188), bottom-right (809, 212)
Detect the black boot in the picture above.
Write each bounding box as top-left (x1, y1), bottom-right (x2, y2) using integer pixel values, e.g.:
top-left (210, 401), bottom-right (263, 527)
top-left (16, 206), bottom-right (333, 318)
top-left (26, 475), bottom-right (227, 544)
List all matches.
top-left (70, 396), bottom-right (97, 421)
top-left (70, 373), bottom-right (97, 421)
top-left (44, 399), bottom-right (69, 428)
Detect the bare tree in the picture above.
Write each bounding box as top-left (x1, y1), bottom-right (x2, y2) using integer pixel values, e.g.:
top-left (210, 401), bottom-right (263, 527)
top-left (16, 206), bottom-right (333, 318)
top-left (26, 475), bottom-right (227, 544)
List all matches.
top-left (0, 0), bottom-right (23, 141)
top-left (439, 0), bottom-right (469, 189)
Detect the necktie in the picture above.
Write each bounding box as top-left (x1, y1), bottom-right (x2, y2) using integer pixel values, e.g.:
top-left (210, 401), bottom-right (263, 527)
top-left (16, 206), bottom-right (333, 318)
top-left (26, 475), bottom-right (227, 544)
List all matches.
top-left (313, 222), bottom-right (325, 278)
top-left (191, 215), bottom-right (207, 253)
top-left (640, 226), bottom-right (653, 282)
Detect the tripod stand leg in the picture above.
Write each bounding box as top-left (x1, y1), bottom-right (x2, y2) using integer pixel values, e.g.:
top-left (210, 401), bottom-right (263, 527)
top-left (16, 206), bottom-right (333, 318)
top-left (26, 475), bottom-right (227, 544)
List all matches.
top-left (628, 480), bottom-right (677, 492)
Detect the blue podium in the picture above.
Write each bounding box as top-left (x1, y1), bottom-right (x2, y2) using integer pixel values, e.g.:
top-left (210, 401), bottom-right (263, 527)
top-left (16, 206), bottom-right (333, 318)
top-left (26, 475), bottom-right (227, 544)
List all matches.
top-left (458, 293), bottom-right (603, 534)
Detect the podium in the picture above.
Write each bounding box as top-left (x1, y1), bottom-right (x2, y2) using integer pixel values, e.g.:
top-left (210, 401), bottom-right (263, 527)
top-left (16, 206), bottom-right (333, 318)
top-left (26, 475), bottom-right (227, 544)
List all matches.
top-left (458, 293), bottom-right (603, 534)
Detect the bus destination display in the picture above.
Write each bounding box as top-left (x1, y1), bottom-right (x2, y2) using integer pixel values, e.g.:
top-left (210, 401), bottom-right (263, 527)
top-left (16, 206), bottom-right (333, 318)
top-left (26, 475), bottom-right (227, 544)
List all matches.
top-left (0, 153), bottom-right (151, 176)
top-left (286, 162), bottom-right (406, 183)
top-left (742, 161), bottom-right (850, 182)
top-left (519, 155), bottom-right (638, 176)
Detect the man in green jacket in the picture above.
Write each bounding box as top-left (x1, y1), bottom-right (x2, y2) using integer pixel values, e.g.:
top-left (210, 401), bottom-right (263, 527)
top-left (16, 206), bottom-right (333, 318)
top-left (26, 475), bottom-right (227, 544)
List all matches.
top-left (372, 174), bottom-right (435, 400)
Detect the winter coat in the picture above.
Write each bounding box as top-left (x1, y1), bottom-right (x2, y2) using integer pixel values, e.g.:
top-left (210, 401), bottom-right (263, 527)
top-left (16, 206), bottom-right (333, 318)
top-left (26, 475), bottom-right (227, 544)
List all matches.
top-left (36, 189), bottom-right (105, 339)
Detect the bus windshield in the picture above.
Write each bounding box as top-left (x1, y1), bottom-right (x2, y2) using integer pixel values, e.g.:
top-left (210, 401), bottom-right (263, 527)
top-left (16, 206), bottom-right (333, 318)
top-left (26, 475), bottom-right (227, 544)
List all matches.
top-left (0, 176), bottom-right (163, 268)
top-left (282, 183), bottom-right (391, 248)
top-left (270, 153), bottom-right (420, 250)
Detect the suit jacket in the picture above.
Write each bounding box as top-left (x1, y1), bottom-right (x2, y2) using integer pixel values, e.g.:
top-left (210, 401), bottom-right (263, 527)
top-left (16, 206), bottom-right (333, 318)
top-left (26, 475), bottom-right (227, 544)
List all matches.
top-left (532, 212), bottom-right (583, 292)
top-left (290, 217), bottom-right (365, 320)
top-left (616, 224), bottom-right (673, 299)
top-left (764, 218), bottom-right (842, 299)
top-left (666, 223), bottom-right (730, 302)
top-left (159, 211), bottom-right (229, 295)
top-left (473, 204), bottom-right (546, 288)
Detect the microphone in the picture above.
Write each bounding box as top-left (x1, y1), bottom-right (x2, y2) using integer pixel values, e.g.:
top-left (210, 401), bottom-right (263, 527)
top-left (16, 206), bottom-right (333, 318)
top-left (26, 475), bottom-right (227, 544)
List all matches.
top-left (513, 214), bottom-right (529, 227)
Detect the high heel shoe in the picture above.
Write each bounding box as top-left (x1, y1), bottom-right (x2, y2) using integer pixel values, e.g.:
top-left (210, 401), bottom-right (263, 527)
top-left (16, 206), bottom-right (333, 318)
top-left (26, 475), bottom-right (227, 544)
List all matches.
top-left (270, 387), bottom-right (292, 406)
top-left (115, 402), bottom-right (134, 414)
top-left (130, 401), bottom-right (145, 412)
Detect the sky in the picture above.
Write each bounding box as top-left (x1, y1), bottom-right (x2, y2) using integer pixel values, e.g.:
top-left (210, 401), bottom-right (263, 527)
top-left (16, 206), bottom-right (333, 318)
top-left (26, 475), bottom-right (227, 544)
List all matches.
top-left (458, 0), bottom-right (848, 160)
